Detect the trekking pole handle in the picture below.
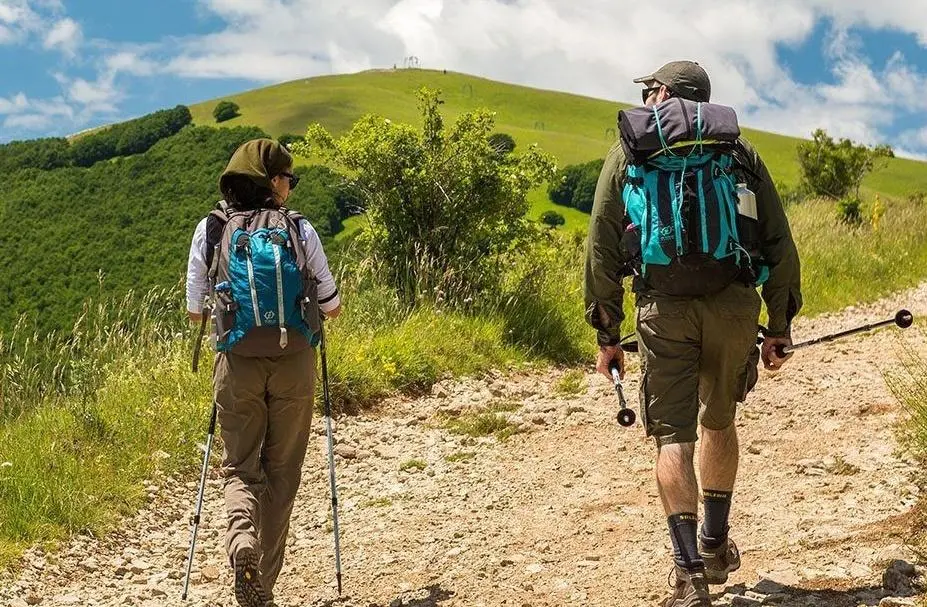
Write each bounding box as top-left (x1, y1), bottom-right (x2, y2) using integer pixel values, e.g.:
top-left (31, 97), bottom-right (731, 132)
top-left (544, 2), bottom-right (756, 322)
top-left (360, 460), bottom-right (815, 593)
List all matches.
top-left (771, 309), bottom-right (914, 359)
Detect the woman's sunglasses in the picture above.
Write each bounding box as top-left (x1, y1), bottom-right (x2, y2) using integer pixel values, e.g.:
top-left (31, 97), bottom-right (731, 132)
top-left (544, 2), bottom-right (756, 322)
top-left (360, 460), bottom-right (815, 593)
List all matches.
top-left (279, 171), bottom-right (300, 189)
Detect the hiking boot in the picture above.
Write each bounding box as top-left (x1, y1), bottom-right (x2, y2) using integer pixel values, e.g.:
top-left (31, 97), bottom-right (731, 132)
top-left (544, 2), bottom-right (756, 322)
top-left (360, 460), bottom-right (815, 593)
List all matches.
top-left (662, 566), bottom-right (712, 607)
top-left (701, 537), bottom-right (741, 585)
top-left (234, 546), bottom-right (269, 607)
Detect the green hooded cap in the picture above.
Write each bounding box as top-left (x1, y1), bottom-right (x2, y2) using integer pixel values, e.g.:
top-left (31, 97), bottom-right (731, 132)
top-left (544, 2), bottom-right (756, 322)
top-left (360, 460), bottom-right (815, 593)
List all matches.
top-left (219, 138), bottom-right (293, 199)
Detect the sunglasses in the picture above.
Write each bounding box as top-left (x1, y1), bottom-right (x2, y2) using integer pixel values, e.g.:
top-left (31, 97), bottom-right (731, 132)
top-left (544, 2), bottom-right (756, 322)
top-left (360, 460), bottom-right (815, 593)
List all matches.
top-left (641, 85), bottom-right (662, 104)
top-left (279, 171), bottom-right (300, 189)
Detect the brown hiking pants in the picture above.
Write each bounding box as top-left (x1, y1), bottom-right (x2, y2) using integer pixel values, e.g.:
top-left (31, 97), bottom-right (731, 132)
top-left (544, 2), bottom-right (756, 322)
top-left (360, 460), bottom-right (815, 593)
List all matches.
top-left (214, 346), bottom-right (316, 594)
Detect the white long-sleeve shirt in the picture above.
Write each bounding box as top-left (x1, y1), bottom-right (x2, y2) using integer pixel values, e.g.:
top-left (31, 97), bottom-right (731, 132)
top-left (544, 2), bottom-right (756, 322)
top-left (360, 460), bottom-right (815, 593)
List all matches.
top-left (185, 216), bottom-right (341, 314)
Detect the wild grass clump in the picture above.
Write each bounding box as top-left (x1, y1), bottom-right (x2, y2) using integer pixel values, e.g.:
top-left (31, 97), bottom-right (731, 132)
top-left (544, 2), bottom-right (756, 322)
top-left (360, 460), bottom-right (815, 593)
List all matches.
top-left (0, 288), bottom-right (208, 567)
top-left (445, 411), bottom-right (517, 440)
top-left (555, 369), bottom-right (586, 396)
top-left (887, 328), bottom-right (927, 458)
top-left (789, 196), bottom-right (927, 317)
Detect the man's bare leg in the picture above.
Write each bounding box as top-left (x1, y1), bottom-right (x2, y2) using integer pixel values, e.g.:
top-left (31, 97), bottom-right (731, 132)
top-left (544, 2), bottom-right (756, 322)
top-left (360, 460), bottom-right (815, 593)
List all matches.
top-left (700, 423), bottom-right (738, 492)
top-left (656, 442), bottom-right (698, 514)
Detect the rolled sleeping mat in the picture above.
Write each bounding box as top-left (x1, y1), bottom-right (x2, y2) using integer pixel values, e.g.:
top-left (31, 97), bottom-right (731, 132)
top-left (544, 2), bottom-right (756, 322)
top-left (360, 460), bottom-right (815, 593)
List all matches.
top-left (618, 98), bottom-right (741, 159)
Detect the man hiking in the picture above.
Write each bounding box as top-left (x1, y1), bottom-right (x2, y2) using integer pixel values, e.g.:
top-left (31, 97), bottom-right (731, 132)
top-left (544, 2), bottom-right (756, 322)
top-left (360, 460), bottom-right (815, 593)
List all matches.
top-left (584, 61), bottom-right (802, 606)
top-left (186, 138), bottom-right (341, 607)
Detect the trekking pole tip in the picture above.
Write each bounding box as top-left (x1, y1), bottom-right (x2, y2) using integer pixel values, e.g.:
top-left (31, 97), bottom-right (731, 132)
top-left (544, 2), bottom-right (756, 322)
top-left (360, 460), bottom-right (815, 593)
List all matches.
top-left (337, 573), bottom-right (343, 596)
top-left (617, 408), bottom-right (636, 427)
top-left (896, 309), bottom-right (914, 329)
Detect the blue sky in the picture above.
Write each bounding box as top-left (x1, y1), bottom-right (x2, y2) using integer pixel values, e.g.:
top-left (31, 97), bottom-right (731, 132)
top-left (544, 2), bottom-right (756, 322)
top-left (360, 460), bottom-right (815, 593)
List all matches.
top-left (3, 0), bottom-right (927, 158)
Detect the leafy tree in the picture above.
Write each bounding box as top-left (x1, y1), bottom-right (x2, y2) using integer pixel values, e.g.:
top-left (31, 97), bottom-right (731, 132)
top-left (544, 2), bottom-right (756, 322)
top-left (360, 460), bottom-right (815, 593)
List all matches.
top-left (540, 210), bottom-right (565, 227)
top-left (278, 133), bottom-right (304, 149)
top-left (572, 164), bottom-right (601, 212)
top-left (0, 138), bottom-right (71, 172)
top-left (797, 129), bottom-right (894, 200)
top-left (548, 164), bottom-right (583, 207)
top-left (213, 101), bottom-right (240, 123)
top-left (548, 158), bottom-right (604, 212)
top-left (70, 105), bottom-right (192, 167)
top-left (295, 87), bottom-right (555, 306)
top-left (488, 132), bottom-right (516, 155)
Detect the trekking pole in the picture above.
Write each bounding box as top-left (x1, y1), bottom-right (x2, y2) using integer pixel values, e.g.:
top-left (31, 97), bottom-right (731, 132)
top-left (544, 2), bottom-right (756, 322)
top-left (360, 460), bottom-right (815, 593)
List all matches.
top-left (181, 403), bottom-right (217, 601)
top-left (608, 360), bottom-right (636, 427)
top-left (773, 309), bottom-right (914, 358)
top-left (319, 319), bottom-right (344, 595)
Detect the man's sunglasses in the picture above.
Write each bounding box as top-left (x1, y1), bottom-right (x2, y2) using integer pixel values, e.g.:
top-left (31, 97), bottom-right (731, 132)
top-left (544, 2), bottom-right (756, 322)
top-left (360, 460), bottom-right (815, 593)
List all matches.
top-left (280, 171), bottom-right (300, 189)
top-left (641, 85), bottom-right (662, 104)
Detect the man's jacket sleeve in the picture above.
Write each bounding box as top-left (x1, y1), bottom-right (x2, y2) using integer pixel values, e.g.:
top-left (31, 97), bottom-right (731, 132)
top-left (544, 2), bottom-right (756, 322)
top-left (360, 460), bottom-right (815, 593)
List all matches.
top-left (740, 139), bottom-right (803, 337)
top-left (584, 144), bottom-right (628, 347)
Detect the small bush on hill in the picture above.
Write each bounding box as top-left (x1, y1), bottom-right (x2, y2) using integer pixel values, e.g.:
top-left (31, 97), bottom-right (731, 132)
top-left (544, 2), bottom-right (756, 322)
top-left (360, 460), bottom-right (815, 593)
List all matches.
top-left (488, 132), bottom-right (516, 155)
top-left (213, 100), bottom-right (240, 123)
top-left (837, 196), bottom-right (863, 225)
top-left (540, 210), bottom-right (565, 227)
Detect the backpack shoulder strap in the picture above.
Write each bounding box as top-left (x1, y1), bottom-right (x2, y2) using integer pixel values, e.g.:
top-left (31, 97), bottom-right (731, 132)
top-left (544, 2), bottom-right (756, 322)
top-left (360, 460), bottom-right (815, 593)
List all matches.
top-left (205, 203), bottom-right (232, 281)
top-left (280, 208), bottom-right (316, 280)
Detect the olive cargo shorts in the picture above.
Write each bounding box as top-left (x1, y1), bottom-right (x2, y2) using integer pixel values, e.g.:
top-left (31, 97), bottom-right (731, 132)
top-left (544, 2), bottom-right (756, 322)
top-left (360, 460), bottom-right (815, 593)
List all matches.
top-left (214, 346), bottom-right (316, 595)
top-left (636, 283), bottom-right (761, 445)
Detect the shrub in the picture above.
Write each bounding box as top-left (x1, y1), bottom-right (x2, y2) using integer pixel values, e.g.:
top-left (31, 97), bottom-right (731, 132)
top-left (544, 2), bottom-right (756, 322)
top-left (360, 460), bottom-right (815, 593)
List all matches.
top-left (837, 196), bottom-right (863, 226)
top-left (548, 158), bottom-right (604, 212)
top-left (488, 132), bottom-right (516, 155)
top-left (297, 88), bottom-right (555, 307)
top-left (797, 129), bottom-right (893, 200)
top-left (213, 100), bottom-right (240, 123)
top-left (278, 133), bottom-right (303, 149)
top-left (540, 210), bottom-right (565, 227)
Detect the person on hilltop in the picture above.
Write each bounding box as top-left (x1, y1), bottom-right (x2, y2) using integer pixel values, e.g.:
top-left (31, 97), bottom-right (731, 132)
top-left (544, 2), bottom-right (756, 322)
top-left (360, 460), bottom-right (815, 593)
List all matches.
top-left (186, 139), bottom-right (341, 607)
top-left (584, 61), bottom-right (802, 606)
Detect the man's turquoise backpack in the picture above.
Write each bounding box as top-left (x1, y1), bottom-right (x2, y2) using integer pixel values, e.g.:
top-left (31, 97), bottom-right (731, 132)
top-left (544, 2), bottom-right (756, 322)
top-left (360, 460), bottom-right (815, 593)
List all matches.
top-left (618, 98), bottom-right (768, 296)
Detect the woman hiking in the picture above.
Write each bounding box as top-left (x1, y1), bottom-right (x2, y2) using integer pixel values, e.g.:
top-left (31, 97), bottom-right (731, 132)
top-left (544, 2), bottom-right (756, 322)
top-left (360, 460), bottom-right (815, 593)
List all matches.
top-left (186, 138), bottom-right (341, 607)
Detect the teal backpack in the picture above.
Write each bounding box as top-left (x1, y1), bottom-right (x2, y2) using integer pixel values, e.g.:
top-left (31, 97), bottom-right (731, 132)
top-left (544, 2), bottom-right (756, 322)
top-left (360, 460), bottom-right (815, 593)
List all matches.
top-left (206, 202), bottom-right (321, 355)
top-left (618, 99), bottom-right (768, 296)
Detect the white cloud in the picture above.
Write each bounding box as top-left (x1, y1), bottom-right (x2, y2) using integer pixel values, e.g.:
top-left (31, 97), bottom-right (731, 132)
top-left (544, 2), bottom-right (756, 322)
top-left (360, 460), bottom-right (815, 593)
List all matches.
top-left (104, 51), bottom-right (157, 76)
top-left (0, 0), bottom-right (73, 48)
top-left (0, 92), bottom-right (74, 135)
top-left (42, 16), bottom-right (81, 55)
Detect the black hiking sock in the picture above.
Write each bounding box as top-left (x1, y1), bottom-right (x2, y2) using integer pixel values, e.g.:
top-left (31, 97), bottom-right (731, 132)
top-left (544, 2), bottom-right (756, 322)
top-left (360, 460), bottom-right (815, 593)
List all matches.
top-left (700, 489), bottom-right (733, 549)
top-left (668, 513), bottom-right (704, 571)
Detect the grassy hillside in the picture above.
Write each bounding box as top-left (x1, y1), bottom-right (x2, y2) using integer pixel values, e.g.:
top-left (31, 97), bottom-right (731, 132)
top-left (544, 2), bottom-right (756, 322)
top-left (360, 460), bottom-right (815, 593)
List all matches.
top-left (190, 69), bottom-right (927, 218)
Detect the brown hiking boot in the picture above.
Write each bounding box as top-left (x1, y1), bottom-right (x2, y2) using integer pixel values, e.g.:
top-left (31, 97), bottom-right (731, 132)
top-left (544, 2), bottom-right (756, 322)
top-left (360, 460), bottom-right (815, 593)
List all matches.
top-left (701, 538), bottom-right (741, 585)
top-left (234, 547), bottom-right (270, 607)
top-left (662, 566), bottom-right (712, 606)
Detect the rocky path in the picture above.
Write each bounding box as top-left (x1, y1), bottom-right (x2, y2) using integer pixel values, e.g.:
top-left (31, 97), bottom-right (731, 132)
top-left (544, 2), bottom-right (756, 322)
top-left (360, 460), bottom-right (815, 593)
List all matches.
top-left (3, 285), bottom-right (927, 607)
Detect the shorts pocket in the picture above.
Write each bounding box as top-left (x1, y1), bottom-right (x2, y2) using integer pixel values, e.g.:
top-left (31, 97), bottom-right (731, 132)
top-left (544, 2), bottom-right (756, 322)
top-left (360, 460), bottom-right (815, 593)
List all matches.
top-left (735, 346), bottom-right (761, 402)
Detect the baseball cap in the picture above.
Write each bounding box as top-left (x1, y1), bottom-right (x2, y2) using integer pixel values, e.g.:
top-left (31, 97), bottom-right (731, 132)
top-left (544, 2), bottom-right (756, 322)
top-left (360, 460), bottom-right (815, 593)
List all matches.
top-left (633, 60), bottom-right (711, 102)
